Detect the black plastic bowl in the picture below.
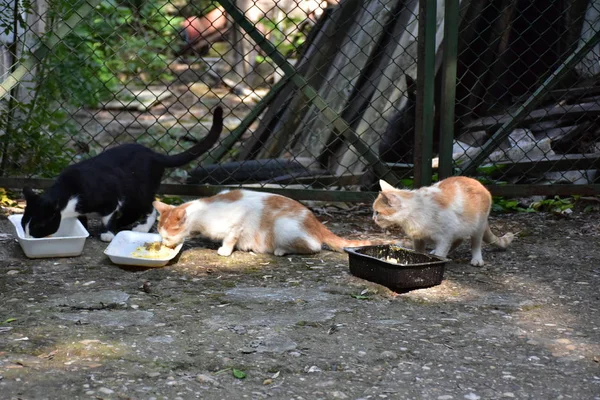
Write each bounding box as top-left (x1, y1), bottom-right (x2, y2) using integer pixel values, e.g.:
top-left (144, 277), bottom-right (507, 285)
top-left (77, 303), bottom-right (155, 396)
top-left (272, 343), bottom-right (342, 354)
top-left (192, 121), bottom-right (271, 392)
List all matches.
top-left (344, 245), bottom-right (447, 291)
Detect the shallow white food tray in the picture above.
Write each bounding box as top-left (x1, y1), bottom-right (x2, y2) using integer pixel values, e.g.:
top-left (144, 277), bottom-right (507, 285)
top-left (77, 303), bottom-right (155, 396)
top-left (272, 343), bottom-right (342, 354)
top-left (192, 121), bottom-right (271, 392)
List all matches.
top-left (103, 231), bottom-right (183, 267)
top-left (8, 214), bottom-right (90, 258)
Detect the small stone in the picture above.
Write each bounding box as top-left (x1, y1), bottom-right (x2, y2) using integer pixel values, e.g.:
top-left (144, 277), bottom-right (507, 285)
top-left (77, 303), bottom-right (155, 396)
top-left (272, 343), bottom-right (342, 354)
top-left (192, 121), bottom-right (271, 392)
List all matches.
top-left (263, 378), bottom-right (273, 385)
top-left (7, 270), bottom-right (19, 275)
top-left (438, 396), bottom-right (454, 400)
top-left (379, 351), bottom-right (398, 360)
top-left (464, 394), bottom-right (480, 400)
top-left (502, 393), bottom-right (515, 398)
top-left (196, 374), bottom-right (218, 385)
top-left (85, 391), bottom-right (95, 395)
top-left (330, 391), bottom-right (348, 399)
top-left (147, 372), bottom-right (160, 378)
top-left (98, 387), bottom-right (114, 395)
top-left (306, 365), bottom-right (322, 373)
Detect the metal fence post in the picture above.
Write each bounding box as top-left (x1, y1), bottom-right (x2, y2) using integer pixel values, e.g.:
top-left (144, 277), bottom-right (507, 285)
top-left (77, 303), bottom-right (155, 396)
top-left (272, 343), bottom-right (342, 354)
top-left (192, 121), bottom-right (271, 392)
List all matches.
top-left (414, 0), bottom-right (437, 188)
top-left (438, 0), bottom-right (459, 180)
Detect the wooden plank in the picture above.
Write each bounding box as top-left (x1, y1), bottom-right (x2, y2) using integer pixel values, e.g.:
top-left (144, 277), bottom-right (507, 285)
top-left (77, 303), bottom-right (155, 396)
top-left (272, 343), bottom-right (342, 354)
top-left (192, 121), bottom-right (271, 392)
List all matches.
top-left (199, 76), bottom-right (290, 164)
top-left (217, 0), bottom-right (402, 185)
top-left (487, 184), bottom-right (600, 197)
top-left (462, 101), bottom-right (600, 133)
top-left (235, 6), bottom-right (343, 161)
top-left (290, 0), bottom-right (403, 159)
top-left (253, 2), bottom-right (363, 160)
top-left (460, 26), bottom-right (600, 175)
top-left (324, 0), bottom-right (420, 175)
top-left (478, 153), bottom-right (600, 177)
top-left (512, 85), bottom-right (600, 104)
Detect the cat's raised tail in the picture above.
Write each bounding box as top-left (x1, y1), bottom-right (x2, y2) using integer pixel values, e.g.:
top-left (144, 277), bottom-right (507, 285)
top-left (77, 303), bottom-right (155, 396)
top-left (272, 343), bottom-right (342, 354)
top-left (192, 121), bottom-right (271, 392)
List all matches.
top-left (154, 106), bottom-right (224, 168)
top-left (315, 223), bottom-right (394, 252)
top-left (483, 225), bottom-right (515, 249)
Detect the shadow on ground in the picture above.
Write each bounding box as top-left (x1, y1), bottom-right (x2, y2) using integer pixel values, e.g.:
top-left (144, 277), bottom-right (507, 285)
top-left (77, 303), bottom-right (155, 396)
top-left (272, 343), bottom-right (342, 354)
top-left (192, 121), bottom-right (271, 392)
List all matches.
top-left (0, 207), bottom-right (598, 399)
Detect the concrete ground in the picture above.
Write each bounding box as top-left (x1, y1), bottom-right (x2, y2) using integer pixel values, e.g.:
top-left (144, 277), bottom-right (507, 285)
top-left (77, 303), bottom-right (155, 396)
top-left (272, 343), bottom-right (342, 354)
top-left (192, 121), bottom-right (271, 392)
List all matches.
top-left (0, 206), bottom-right (599, 400)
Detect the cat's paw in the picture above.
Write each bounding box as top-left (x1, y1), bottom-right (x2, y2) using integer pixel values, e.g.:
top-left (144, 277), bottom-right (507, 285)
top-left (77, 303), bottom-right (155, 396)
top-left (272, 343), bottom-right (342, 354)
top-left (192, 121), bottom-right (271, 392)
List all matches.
top-left (100, 232), bottom-right (115, 242)
top-left (217, 247), bottom-right (233, 257)
top-left (470, 258), bottom-right (484, 267)
top-left (274, 248), bottom-right (287, 256)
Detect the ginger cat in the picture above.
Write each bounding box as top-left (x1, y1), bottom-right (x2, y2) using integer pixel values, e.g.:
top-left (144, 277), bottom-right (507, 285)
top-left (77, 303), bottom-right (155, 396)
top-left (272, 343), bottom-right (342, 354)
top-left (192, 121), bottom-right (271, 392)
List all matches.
top-left (153, 190), bottom-right (389, 256)
top-left (372, 176), bottom-right (514, 266)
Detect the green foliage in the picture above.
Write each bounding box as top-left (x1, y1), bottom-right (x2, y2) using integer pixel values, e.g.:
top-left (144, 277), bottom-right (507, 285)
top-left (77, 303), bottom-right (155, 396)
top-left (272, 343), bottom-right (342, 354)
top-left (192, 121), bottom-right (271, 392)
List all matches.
top-left (492, 197), bottom-right (532, 213)
top-left (232, 368), bottom-right (246, 379)
top-left (0, 96), bottom-right (76, 177)
top-left (477, 164), bottom-right (506, 176)
top-left (492, 195), bottom-right (575, 214)
top-left (529, 196), bottom-right (574, 213)
top-left (65, 0), bottom-right (182, 91)
top-left (257, 14), bottom-right (308, 60)
top-left (0, 0), bottom-right (182, 178)
top-left (157, 195), bottom-right (185, 205)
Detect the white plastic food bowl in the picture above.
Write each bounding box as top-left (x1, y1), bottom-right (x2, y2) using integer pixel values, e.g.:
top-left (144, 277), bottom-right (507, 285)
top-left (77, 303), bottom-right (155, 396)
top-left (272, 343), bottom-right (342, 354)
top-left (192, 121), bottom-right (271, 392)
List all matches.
top-left (104, 231), bottom-right (183, 267)
top-left (8, 214), bottom-right (90, 258)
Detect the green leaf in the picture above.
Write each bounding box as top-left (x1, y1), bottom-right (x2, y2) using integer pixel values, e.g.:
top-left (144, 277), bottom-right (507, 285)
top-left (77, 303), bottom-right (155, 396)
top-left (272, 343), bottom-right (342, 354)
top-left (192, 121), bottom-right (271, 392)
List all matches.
top-left (232, 369), bottom-right (246, 379)
top-left (351, 295), bottom-right (370, 300)
top-left (1, 318), bottom-right (17, 324)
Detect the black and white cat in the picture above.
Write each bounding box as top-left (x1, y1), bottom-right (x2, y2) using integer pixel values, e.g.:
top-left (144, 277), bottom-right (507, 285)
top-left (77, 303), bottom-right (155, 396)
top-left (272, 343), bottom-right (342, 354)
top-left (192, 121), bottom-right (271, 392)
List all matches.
top-left (21, 106), bottom-right (224, 242)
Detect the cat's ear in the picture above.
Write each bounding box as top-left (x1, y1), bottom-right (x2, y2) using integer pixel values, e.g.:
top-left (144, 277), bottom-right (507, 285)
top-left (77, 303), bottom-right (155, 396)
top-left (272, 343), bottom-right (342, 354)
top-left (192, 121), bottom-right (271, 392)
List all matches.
top-left (379, 180), bottom-right (396, 192)
top-left (380, 191), bottom-right (403, 207)
top-left (174, 207), bottom-right (187, 222)
top-left (152, 201), bottom-right (171, 214)
top-left (23, 187), bottom-right (38, 203)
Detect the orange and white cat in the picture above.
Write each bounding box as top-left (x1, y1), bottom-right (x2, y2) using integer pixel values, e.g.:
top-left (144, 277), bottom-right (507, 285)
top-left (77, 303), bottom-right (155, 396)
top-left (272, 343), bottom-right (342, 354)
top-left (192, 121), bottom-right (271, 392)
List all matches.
top-left (372, 176), bottom-right (514, 266)
top-left (153, 190), bottom-right (389, 256)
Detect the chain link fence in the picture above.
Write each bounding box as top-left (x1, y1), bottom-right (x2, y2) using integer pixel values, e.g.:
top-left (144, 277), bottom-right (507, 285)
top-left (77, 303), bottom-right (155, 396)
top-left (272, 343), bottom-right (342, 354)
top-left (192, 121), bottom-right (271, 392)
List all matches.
top-left (1, 0), bottom-right (600, 202)
top-left (452, 0), bottom-right (600, 196)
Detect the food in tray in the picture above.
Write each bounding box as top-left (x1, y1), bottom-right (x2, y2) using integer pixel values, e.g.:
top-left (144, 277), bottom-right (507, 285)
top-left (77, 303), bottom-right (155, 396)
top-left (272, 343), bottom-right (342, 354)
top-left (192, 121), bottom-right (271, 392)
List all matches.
top-left (131, 241), bottom-right (173, 259)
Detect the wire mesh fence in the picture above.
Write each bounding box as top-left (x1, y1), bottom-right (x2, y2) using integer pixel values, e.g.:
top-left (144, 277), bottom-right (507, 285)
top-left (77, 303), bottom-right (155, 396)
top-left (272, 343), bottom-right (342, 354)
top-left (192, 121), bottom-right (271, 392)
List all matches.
top-left (452, 0), bottom-right (600, 195)
top-left (1, 0), bottom-right (600, 202)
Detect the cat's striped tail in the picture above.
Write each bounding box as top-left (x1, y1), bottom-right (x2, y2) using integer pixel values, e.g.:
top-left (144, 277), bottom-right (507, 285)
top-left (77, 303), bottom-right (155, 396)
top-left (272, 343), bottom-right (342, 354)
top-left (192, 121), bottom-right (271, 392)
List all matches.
top-left (317, 224), bottom-right (396, 252)
top-left (483, 225), bottom-right (514, 249)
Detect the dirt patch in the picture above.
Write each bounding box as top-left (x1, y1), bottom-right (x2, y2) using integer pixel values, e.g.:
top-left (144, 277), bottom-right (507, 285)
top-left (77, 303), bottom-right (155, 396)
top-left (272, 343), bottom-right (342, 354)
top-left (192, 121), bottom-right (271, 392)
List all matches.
top-left (0, 207), bottom-right (599, 399)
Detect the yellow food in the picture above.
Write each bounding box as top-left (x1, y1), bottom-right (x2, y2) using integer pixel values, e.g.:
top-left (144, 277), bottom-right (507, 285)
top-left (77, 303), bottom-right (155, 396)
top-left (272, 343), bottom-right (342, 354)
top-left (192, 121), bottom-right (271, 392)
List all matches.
top-left (384, 256), bottom-right (408, 265)
top-left (131, 241), bottom-right (173, 259)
